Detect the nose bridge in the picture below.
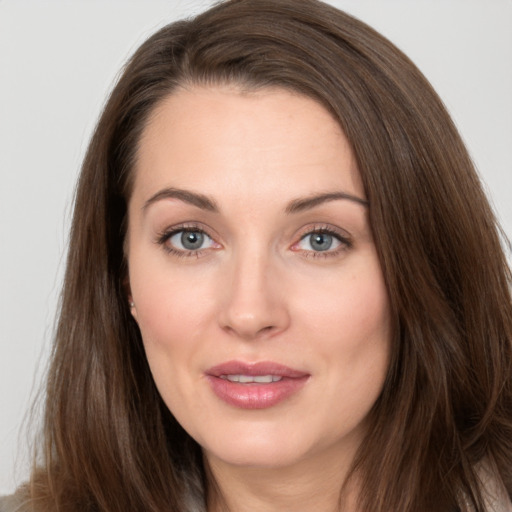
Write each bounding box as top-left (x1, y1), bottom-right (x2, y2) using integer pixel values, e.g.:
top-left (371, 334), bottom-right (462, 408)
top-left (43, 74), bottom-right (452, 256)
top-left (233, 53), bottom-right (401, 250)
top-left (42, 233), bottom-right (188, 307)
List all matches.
top-left (219, 241), bottom-right (288, 339)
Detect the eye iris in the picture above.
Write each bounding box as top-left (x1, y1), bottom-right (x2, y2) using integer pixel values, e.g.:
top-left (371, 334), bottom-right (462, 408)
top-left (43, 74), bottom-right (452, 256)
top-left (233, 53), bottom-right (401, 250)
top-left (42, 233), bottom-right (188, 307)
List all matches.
top-left (181, 231), bottom-right (204, 250)
top-left (310, 233), bottom-right (333, 251)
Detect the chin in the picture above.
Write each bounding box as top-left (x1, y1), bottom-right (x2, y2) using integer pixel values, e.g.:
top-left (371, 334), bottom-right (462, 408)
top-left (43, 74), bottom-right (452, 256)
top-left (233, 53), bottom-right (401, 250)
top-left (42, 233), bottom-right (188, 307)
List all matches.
top-left (198, 421), bottom-right (330, 470)
top-left (205, 440), bottom-right (307, 469)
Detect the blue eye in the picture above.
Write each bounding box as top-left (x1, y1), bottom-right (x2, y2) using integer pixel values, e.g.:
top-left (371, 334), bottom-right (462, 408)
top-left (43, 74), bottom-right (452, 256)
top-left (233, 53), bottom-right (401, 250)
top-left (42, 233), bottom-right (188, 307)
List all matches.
top-left (308, 233), bottom-right (336, 251)
top-left (168, 230), bottom-right (215, 252)
top-left (296, 231), bottom-right (345, 253)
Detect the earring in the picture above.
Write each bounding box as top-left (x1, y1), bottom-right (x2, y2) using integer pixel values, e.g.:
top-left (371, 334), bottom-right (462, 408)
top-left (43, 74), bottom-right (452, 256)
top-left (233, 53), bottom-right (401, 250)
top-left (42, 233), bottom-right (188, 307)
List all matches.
top-left (129, 301), bottom-right (135, 308)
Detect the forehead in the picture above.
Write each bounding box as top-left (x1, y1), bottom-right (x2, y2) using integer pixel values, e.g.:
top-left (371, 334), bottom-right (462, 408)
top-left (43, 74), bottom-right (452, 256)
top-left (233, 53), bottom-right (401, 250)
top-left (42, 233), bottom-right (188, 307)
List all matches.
top-left (133, 85), bottom-right (363, 205)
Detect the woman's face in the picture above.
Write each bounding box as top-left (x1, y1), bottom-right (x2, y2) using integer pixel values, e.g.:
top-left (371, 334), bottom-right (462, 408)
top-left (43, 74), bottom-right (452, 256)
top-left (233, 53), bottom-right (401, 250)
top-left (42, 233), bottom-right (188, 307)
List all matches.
top-left (126, 86), bottom-right (391, 472)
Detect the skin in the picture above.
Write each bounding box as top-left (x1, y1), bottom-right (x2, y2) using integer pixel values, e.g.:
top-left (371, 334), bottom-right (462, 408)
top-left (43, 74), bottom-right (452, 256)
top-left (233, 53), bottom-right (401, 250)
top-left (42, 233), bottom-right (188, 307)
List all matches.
top-left (126, 85), bottom-right (391, 512)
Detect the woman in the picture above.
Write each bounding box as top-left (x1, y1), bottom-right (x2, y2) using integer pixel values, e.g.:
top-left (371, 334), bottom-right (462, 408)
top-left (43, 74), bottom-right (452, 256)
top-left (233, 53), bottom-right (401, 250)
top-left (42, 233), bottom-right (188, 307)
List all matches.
top-left (3, 0), bottom-right (511, 510)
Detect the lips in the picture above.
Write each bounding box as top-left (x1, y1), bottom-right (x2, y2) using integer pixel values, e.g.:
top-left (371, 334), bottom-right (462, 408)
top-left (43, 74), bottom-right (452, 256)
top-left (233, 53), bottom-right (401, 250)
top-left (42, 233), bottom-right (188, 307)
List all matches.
top-left (205, 361), bottom-right (310, 409)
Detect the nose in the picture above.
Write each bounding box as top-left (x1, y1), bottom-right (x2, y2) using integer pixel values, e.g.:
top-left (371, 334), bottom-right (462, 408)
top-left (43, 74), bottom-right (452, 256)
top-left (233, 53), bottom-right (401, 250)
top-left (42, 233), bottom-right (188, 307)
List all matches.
top-left (218, 249), bottom-right (290, 340)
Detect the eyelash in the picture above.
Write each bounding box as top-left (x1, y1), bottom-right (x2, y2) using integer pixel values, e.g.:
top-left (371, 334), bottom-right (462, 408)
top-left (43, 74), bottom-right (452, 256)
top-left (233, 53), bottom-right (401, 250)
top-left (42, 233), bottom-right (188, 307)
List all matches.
top-left (155, 224), bottom-right (352, 259)
top-left (292, 225), bottom-right (352, 259)
top-left (155, 223), bottom-right (215, 259)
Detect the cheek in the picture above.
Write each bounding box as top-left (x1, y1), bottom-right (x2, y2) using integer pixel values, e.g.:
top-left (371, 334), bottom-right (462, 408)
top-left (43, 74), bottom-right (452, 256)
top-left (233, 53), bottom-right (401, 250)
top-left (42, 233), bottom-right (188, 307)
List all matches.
top-left (295, 260), bottom-right (390, 351)
top-left (294, 258), bottom-right (391, 403)
top-left (298, 268), bottom-right (390, 424)
top-left (128, 257), bottom-right (219, 383)
top-left (129, 263), bottom-right (215, 411)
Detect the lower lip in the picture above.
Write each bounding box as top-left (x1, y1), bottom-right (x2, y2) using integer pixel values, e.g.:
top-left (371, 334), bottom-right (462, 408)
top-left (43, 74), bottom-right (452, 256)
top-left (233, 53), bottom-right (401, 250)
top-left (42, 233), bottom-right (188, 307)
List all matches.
top-left (206, 376), bottom-right (309, 409)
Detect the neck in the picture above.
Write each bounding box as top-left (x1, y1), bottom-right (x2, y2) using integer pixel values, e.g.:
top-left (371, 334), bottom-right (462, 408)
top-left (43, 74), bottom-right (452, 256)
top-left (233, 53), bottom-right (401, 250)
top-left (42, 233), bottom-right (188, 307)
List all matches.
top-left (204, 445), bottom-right (360, 512)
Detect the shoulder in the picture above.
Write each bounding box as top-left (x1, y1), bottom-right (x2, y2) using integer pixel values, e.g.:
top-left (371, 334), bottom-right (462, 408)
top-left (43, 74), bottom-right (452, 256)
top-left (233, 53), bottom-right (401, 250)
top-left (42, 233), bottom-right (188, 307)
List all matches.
top-left (0, 494), bottom-right (19, 512)
top-left (0, 493), bottom-right (35, 512)
top-left (478, 465), bottom-right (512, 512)
top-left (483, 491), bottom-right (512, 512)
top-left (484, 486), bottom-right (512, 512)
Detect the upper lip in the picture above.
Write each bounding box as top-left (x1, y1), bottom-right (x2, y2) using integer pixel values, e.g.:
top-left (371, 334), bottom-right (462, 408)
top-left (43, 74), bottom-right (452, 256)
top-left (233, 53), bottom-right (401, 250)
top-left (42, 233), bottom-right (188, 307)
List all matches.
top-left (206, 360), bottom-right (309, 379)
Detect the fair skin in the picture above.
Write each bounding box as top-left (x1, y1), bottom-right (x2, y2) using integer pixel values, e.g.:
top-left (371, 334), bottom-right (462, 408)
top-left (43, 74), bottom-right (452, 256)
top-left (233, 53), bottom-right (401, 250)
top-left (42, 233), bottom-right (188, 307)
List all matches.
top-left (126, 85), bottom-right (391, 512)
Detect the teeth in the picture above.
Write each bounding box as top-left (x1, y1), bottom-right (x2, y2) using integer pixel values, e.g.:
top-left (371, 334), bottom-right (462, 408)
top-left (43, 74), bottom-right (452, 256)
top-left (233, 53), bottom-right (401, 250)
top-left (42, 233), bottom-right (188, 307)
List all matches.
top-left (221, 374), bottom-right (282, 383)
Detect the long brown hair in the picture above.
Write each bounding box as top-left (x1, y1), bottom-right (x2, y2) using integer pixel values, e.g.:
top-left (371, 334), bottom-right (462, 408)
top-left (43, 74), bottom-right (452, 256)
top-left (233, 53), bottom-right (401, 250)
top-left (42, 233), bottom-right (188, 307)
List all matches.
top-left (20, 0), bottom-right (512, 510)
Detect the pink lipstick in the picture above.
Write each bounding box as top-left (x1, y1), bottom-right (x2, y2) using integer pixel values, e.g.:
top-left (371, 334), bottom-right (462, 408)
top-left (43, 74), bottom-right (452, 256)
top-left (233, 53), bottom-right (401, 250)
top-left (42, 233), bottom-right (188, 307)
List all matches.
top-left (205, 361), bottom-right (309, 409)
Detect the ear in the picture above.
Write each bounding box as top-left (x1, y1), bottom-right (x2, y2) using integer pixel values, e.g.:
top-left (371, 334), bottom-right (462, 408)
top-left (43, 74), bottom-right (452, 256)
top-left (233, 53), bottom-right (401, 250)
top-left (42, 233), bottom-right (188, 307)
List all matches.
top-left (123, 274), bottom-right (138, 321)
top-left (127, 294), bottom-right (138, 322)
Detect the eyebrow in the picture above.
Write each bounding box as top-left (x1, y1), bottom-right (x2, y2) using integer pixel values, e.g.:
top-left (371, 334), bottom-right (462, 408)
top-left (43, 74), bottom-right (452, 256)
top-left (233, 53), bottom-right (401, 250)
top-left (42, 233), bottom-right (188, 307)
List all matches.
top-left (142, 187), bottom-right (368, 214)
top-left (143, 187), bottom-right (219, 212)
top-left (285, 192), bottom-right (369, 213)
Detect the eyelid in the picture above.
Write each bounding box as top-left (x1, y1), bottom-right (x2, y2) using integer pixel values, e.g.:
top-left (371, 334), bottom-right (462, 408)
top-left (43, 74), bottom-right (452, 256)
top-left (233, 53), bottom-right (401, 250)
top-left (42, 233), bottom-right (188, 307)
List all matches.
top-left (155, 222), bottom-right (221, 257)
top-left (154, 221), bottom-right (352, 259)
top-left (296, 223), bottom-right (352, 243)
top-left (290, 223), bottom-right (353, 256)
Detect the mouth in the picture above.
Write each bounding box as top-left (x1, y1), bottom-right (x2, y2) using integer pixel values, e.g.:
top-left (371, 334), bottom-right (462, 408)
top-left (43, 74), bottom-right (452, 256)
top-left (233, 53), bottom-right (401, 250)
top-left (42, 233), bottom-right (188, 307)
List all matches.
top-left (205, 360), bottom-right (310, 409)
top-left (220, 374), bottom-right (283, 383)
